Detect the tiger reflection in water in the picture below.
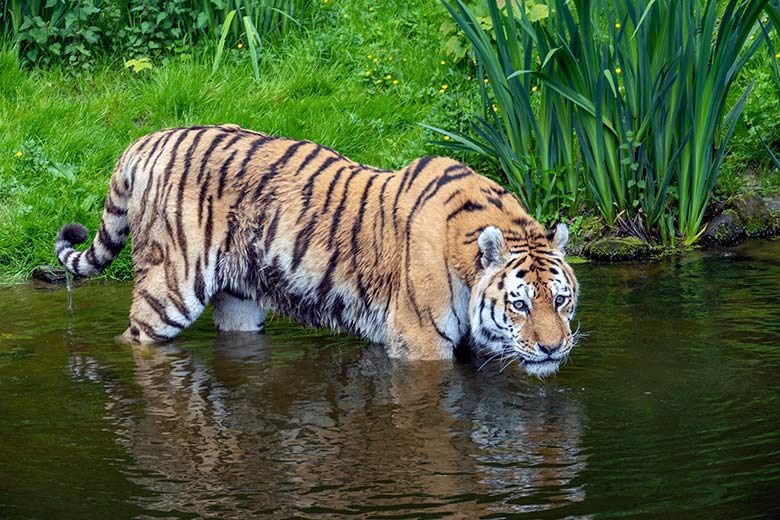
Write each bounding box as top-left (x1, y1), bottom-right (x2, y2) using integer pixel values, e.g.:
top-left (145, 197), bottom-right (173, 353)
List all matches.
top-left (68, 334), bottom-right (586, 518)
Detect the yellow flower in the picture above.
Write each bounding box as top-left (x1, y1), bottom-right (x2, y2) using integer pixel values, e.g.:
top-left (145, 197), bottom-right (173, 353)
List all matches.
top-left (402, 57), bottom-right (407, 62)
top-left (615, 67), bottom-right (622, 74)
top-left (14, 151), bottom-right (22, 157)
top-left (367, 54), bottom-right (372, 59)
top-left (365, 70), bottom-right (371, 76)
top-left (323, 0), bottom-right (328, 3)
top-left (467, 75), bottom-right (471, 80)
top-left (440, 60), bottom-right (446, 65)
top-left (388, 57), bottom-right (393, 61)
top-left (386, 74), bottom-right (392, 79)
top-left (376, 79), bottom-right (381, 84)
top-left (615, 23), bottom-right (621, 29)
top-left (237, 42), bottom-right (243, 49)
top-left (531, 85), bottom-right (538, 92)
top-left (343, 13), bottom-right (348, 18)
top-left (443, 135), bottom-right (450, 141)
top-left (749, 34), bottom-right (755, 41)
top-left (484, 78), bottom-right (489, 84)
top-left (441, 84), bottom-right (448, 90)
top-left (373, 57), bottom-right (378, 62)
top-left (392, 79), bottom-right (398, 85)
top-left (776, 52), bottom-right (780, 59)
top-left (439, 88), bottom-right (446, 93)
top-left (492, 104), bottom-right (498, 112)
top-left (763, 17), bottom-right (769, 23)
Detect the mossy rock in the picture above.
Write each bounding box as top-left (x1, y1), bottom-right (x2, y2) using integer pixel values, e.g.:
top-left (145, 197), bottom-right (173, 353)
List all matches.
top-left (31, 265), bottom-right (68, 284)
top-left (732, 194), bottom-right (774, 237)
top-left (565, 215), bottom-right (605, 256)
top-left (703, 194), bottom-right (778, 245)
top-left (585, 237), bottom-right (652, 262)
top-left (703, 209), bottom-right (745, 245)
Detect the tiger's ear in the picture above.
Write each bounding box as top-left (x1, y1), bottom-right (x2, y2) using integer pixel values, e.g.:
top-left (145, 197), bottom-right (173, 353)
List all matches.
top-left (478, 226), bottom-right (507, 270)
top-left (547, 222), bottom-right (569, 255)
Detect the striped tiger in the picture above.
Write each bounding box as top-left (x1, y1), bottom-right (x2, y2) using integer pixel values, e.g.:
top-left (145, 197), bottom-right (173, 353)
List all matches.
top-left (55, 124), bottom-right (579, 377)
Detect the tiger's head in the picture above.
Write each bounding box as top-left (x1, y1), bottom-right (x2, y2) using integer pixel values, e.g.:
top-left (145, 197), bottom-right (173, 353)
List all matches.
top-left (469, 225), bottom-right (579, 378)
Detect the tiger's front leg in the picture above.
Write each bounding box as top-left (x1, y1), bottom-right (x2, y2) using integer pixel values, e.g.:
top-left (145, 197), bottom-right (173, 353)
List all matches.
top-left (386, 293), bottom-right (459, 361)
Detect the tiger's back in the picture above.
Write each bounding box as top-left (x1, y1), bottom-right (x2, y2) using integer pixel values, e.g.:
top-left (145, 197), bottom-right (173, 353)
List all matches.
top-left (56, 124), bottom-right (579, 370)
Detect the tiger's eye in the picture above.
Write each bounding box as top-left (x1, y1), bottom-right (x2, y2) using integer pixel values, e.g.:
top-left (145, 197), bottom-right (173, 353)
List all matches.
top-left (512, 300), bottom-right (528, 313)
top-left (555, 295), bottom-right (567, 307)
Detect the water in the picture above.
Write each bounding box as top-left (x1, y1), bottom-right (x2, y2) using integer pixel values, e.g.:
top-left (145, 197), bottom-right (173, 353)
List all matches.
top-left (2, 241), bottom-right (780, 519)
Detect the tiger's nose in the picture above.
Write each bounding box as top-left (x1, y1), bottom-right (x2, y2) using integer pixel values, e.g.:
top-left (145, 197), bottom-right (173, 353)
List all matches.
top-left (538, 342), bottom-right (561, 355)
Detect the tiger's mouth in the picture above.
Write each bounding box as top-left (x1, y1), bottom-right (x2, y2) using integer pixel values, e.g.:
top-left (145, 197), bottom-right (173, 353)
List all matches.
top-left (476, 344), bottom-right (568, 378)
top-left (521, 357), bottom-right (563, 378)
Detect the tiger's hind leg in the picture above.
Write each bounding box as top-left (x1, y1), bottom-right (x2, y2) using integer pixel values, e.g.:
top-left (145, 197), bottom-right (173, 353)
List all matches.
top-left (212, 291), bottom-right (267, 333)
top-left (123, 263), bottom-right (211, 344)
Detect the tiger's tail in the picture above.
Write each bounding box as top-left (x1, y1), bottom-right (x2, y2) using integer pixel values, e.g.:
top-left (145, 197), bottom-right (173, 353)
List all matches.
top-left (55, 159), bottom-right (131, 277)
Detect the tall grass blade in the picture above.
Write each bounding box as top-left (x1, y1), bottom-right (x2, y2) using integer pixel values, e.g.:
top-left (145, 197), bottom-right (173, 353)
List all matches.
top-left (212, 9), bottom-right (237, 76)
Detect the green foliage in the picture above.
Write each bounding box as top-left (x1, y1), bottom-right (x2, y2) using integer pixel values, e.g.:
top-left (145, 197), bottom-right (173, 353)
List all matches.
top-left (434, 0), bottom-right (778, 245)
top-left (427, 0), bottom-right (581, 225)
top-left (2, 0), bottom-right (312, 74)
top-left (0, 0), bottom-right (471, 281)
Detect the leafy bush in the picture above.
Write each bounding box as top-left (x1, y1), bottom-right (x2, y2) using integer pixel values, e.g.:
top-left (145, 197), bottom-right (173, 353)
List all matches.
top-left (2, 0), bottom-right (312, 74)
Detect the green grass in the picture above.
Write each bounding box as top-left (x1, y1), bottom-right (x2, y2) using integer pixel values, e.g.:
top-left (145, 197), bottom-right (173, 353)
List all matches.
top-left (0, 0), bottom-right (481, 283)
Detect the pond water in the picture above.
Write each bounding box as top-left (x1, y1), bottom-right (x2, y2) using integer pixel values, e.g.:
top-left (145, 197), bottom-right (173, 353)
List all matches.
top-left (1, 240), bottom-right (780, 519)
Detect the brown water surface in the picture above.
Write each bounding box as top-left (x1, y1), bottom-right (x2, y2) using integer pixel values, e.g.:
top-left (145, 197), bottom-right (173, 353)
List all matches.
top-left (1, 241), bottom-right (780, 519)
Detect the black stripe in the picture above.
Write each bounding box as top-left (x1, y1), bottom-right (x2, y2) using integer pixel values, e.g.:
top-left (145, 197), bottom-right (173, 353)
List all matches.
top-left (291, 143), bottom-right (325, 176)
top-left (430, 314), bottom-right (455, 345)
top-left (444, 189), bottom-right (461, 205)
top-left (176, 128), bottom-right (210, 277)
top-left (104, 195), bottom-right (127, 216)
top-left (217, 150), bottom-right (238, 199)
top-left (203, 196), bottom-right (214, 262)
top-left (350, 175), bottom-right (378, 258)
top-left (264, 210), bottom-right (281, 252)
top-left (327, 168), bottom-right (361, 248)
top-left (391, 157), bottom-right (435, 226)
top-left (252, 140), bottom-right (310, 200)
top-left (161, 260), bottom-right (191, 321)
top-left (446, 201), bottom-right (486, 222)
top-left (317, 251), bottom-right (340, 299)
top-left (377, 174), bottom-right (394, 232)
top-left (421, 167), bottom-right (472, 207)
top-left (161, 129), bottom-right (192, 184)
top-left (98, 222), bottom-right (124, 256)
top-left (134, 319), bottom-right (173, 342)
top-left (404, 156), bottom-right (435, 193)
top-left (139, 289), bottom-right (188, 330)
top-left (236, 135), bottom-right (275, 179)
top-left (137, 130), bottom-right (179, 218)
top-left (291, 213), bottom-right (319, 271)
top-left (196, 131), bottom-right (229, 184)
top-left (299, 157), bottom-right (340, 222)
top-left (197, 169), bottom-right (211, 226)
top-left (194, 259), bottom-right (206, 305)
top-left (351, 175), bottom-right (378, 308)
top-left (322, 166), bottom-right (348, 214)
top-left (221, 133), bottom-right (244, 150)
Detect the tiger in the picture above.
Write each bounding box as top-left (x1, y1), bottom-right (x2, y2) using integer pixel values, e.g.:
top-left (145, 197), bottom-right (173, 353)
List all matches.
top-left (55, 124), bottom-right (579, 377)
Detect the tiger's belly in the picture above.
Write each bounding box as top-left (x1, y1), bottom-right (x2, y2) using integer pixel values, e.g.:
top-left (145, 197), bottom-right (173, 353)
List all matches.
top-left (218, 210), bottom-right (391, 344)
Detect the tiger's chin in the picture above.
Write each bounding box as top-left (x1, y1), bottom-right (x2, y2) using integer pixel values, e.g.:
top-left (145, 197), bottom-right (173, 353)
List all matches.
top-left (521, 359), bottom-right (562, 379)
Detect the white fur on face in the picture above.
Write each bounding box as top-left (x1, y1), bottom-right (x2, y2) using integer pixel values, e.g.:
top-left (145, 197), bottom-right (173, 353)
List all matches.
top-left (470, 259), bottom-right (576, 378)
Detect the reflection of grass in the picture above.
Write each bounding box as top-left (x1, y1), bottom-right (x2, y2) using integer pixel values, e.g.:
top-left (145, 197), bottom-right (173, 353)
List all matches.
top-left (0, 344), bottom-right (33, 362)
top-left (0, 0), bottom-right (481, 282)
